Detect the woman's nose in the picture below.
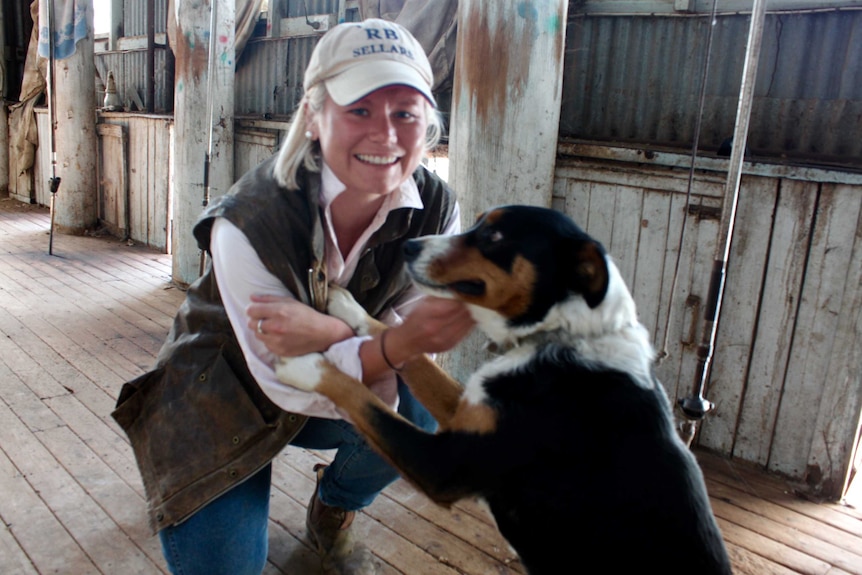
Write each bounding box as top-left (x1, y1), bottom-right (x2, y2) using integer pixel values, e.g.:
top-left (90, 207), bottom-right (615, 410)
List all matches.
top-left (368, 115), bottom-right (397, 142)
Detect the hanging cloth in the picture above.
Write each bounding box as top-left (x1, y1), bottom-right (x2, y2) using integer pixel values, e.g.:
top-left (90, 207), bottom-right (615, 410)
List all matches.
top-left (38, 0), bottom-right (89, 60)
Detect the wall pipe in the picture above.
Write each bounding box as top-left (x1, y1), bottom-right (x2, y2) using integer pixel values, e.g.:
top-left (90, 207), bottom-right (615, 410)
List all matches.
top-left (147, 0), bottom-right (155, 112)
top-left (46, 0), bottom-right (61, 255)
top-left (679, 0), bottom-right (769, 437)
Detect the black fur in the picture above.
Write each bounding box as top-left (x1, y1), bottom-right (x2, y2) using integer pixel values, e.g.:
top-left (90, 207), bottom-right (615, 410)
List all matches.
top-left (367, 343), bottom-right (732, 574)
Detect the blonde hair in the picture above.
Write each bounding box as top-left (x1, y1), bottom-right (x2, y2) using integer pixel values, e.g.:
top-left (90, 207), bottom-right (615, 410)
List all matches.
top-left (274, 84), bottom-right (444, 191)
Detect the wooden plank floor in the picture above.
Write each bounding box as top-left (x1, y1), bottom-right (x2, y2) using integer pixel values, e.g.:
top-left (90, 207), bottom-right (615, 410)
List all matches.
top-left (1, 196), bottom-right (860, 575)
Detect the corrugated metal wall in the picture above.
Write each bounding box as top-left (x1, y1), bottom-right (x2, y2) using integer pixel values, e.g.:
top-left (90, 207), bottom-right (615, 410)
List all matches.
top-left (234, 0), bottom-right (349, 118)
top-left (123, 0), bottom-right (168, 36)
top-left (235, 36), bottom-right (316, 117)
top-left (94, 0), bottom-right (171, 112)
top-left (561, 9), bottom-right (862, 168)
top-left (94, 50), bottom-right (171, 112)
top-left (90, 3), bottom-right (861, 167)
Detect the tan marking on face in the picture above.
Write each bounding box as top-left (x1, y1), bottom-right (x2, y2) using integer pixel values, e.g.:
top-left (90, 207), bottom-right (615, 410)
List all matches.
top-left (426, 245), bottom-right (537, 319)
top-left (480, 208), bottom-right (505, 225)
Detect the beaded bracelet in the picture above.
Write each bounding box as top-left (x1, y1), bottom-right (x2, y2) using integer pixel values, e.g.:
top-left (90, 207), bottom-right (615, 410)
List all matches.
top-left (380, 329), bottom-right (404, 372)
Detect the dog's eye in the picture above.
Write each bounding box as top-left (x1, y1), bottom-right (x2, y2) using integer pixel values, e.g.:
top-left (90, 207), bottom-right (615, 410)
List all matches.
top-left (473, 224), bottom-right (505, 248)
top-left (480, 228), bottom-right (503, 243)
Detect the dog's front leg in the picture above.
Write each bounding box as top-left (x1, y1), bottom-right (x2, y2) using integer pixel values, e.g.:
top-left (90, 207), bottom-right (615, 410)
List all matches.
top-left (325, 286), bottom-right (465, 427)
top-left (275, 354), bottom-right (479, 506)
top-left (274, 353), bottom-right (384, 423)
top-left (274, 353), bottom-right (424, 462)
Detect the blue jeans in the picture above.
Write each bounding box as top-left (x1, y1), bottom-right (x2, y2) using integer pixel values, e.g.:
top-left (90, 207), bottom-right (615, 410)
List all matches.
top-left (159, 380), bottom-right (436, 575)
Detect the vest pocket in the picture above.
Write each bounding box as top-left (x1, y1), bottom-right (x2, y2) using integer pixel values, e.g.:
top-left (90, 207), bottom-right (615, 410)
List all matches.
top-left (111, 351), bottom-right (272, 502)
top-left (112, 366), bottom-right (166, 431)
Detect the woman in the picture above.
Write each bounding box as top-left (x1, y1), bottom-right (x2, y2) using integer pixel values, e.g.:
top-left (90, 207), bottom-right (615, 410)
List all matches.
top-left (112, 18), bottom-right (474, 575)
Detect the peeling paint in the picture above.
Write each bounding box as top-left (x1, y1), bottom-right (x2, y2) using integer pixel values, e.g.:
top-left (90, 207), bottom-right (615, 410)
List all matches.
top-left (458, 2), bottom-right (566, 135)
top-left (175, 28), bottom-right (210, 84)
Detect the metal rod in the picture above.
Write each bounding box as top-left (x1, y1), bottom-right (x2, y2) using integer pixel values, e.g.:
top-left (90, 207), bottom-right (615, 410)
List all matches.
top-left (46, 0), bottom-right (61, 255)
top-left (680, 0), bottom-right (768, 422)
top-left (200, 0), bottom-right (219, 275)
top-left (659, 0), bottom-right (719, 363)
top-left (147, 0), bottom-right (155, 112)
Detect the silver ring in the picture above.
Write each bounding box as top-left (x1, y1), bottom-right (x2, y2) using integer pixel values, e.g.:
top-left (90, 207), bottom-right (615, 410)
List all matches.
top-left (257, 318), bottom-right (265, 334)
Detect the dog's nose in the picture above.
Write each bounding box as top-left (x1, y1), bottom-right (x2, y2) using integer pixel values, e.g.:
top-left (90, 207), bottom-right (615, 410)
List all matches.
top-left (403, 239), bottom-right (422, 262)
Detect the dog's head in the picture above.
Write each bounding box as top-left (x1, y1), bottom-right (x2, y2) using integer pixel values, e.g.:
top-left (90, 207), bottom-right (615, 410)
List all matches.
top-left (404, 205), bottom-right (638, 344)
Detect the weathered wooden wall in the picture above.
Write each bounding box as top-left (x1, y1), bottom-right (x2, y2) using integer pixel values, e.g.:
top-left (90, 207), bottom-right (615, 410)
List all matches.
top-left (39, 111), bottom-right (862, 497)
top-left (94, 113), bottom-right (172, 252)
top-left (553, 144), bottom-right (862, 497)
top-left (34, 110), bottom-right (53, 207)
top-left (83, 117), bottom-right (282, 254)
top-left (233, 121), bottom-right (283, 178)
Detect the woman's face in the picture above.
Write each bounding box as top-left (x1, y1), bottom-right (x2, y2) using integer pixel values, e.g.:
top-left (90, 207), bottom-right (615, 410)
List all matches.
top-left (312, 85), bottom-right (429, 200)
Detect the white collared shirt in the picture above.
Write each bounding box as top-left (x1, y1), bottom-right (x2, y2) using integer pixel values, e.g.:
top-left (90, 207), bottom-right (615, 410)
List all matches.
top-left (210, 162), bottom-right (459, 419)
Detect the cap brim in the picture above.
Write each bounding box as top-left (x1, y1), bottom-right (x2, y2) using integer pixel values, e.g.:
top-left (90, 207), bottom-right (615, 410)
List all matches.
top-left (324, 61), bottom-right (436, 107)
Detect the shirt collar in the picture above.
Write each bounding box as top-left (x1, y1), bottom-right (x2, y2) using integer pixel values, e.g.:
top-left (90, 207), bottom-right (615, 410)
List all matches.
top-left (319, 162), bottom-right (424, 213)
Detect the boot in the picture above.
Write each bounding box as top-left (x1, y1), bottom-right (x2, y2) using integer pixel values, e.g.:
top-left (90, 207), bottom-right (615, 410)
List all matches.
top-left (306, 464), bottom-right (379, 575)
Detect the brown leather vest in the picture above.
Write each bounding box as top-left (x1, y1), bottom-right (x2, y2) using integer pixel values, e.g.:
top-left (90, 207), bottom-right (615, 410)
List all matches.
top-left (112, 156), bottom-right (456, 532)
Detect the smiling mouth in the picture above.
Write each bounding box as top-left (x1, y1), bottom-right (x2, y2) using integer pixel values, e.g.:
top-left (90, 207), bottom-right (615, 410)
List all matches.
top-left (356, 154), bottom-right (399, 165)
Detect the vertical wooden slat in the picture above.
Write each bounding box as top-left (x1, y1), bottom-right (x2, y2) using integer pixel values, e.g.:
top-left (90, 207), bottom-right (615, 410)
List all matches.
top-left (770, 184), bottom-right (862, 487)
top-left (608, 183), bottom-right (643, 289)
top-left (700, 176), bottom-right (777, 455)
top-left (733, 179), bottom-right (817, 466)
top-left (634, 189), bottom-right (673, 344)
top-left (96, 123), bottom-right (128, 238)
top-left (802, 184), bottom-right (862, 498)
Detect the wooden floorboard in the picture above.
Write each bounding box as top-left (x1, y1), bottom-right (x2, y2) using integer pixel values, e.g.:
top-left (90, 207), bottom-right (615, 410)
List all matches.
top-left (0, 196), bottom-right (860, 574)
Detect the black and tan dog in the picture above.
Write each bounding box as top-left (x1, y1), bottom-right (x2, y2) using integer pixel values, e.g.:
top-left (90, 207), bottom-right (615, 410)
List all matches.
top-left (275, 205), bottom-right (732, 574)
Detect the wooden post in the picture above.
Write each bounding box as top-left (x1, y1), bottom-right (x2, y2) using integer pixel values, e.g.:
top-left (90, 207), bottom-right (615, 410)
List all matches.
top-left (441, 0), bottom-right (569, 382)
top-left (448, 0), bottom-right (568, 221)
top-left (0, 5), bottom-right (8, 196)
top-left (171, 0), bottom-right (235, 286)
top-left (147, 0), bottom-right (155, 113)
top-left (51, 4), bottom-right (98, 234)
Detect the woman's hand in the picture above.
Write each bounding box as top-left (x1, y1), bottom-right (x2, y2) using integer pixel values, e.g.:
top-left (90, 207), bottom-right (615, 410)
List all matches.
top-left (369, 297), bottom-right (475, 375)
top-left (246, 294), bottom-right (353, 357)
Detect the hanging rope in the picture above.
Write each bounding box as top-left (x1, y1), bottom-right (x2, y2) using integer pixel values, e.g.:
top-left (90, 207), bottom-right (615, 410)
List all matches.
top-left (657, 0), bottom-right (720, 364)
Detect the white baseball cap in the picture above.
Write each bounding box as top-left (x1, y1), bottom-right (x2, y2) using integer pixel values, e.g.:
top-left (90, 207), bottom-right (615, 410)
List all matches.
top-left (303, 18), bottom-right (436, 107)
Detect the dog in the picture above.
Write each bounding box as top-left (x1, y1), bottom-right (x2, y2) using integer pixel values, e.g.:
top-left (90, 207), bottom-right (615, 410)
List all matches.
top-left (275, 205), bottom-right (733, 574)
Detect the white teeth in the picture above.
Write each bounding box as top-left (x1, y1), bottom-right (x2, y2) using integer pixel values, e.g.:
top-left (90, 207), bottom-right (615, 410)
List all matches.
top-left (356, 154), bottom-right (398, 165)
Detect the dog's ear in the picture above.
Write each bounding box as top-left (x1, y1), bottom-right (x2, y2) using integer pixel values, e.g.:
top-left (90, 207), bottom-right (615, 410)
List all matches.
top-left (569, 241), bottom-right (609, 308)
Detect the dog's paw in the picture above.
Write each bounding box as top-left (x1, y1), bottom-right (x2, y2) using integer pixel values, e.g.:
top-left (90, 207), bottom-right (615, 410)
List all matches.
top-left (274, 353), bottom-right (326, 392)
top-left (327, 285), bottom-right (371, 336)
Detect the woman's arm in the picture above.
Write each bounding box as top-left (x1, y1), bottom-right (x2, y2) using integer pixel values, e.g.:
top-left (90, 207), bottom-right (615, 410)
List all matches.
top-left (357, 296), bottom-right (475, 380)
top-left (210, 217), bottom-right (356, 418)
top-left (355, 199), bottom-right (473, 379)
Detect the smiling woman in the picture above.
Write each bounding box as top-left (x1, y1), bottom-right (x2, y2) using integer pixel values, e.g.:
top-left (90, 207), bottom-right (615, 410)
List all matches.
top-left (109, 17), bottom-right (471, 575)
